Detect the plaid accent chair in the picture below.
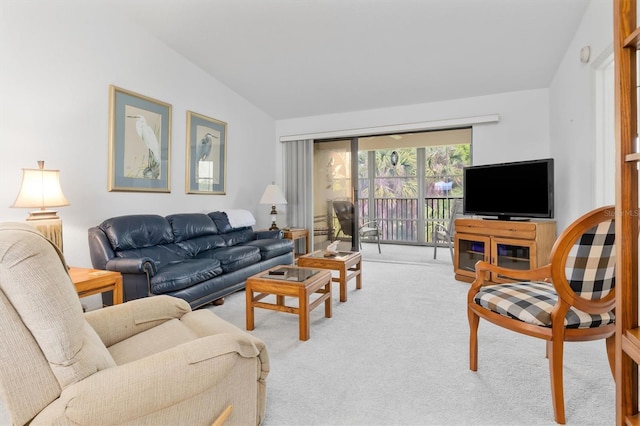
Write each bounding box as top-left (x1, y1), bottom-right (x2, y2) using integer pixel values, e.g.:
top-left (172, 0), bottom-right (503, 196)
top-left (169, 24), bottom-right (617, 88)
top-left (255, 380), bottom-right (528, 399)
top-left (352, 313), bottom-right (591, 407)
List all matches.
top-left (467, 206), bottom-right (616, 425)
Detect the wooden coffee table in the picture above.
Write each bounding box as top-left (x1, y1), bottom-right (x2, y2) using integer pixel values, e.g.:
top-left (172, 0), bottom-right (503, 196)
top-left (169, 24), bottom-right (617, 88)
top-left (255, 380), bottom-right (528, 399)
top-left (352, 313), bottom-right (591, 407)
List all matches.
top-left (297, 250), bottom-right (362, 302)
top-left (245, 266), bottom-right (332, 341)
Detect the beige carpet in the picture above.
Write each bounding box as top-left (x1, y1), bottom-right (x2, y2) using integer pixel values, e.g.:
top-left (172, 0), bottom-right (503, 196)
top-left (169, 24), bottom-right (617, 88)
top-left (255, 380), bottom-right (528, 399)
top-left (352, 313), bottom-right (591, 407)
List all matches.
top-left (212, 257), bottom-right (614, 425)
top-left (0, 251), bottom-right (614, 425)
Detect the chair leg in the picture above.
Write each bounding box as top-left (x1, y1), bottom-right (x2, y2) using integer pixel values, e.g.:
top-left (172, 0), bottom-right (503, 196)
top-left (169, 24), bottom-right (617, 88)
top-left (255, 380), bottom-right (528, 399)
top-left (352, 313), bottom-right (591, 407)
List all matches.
top-left (605, 334), bottom-right (615, 377)
top-left (447, 239), bottom-right (454, 263)
top-left (376, 233), bottom-right (381, 254)
top-left (468, 307), bottom-right (479, 371)
top-left (547, 339), bottom-right (566, 424)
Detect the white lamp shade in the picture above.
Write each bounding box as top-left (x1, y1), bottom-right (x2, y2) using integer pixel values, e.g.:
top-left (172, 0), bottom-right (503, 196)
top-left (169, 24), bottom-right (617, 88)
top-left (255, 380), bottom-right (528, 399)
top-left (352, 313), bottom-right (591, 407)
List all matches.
top-left (259, 184), bottom-right (287, 205)
top-left (13, 167), bottom-right (69, 209)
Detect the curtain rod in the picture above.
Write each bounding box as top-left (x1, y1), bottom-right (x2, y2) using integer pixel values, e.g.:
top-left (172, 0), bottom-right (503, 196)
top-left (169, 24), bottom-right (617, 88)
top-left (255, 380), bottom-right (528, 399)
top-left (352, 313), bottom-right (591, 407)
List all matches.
top-left (279, 114), bottom-right (499, 142)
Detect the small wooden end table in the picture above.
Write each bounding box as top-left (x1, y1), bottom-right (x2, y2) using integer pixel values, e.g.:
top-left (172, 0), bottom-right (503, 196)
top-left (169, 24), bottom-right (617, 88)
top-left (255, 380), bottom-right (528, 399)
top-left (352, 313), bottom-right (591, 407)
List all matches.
top-left (245, 266), bottom-right (332, 341)
top-left (282, 228), bottom-right (309, 259)
top-left (69, 267), bottom-right (123, 305)
top-left (297, 250), bottom-right (362, 302)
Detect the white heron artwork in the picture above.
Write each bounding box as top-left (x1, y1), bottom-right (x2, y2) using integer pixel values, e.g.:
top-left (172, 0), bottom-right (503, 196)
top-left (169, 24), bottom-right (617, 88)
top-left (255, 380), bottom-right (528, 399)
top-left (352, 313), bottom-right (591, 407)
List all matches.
top-left (126, 114), bottom-right (161, 179)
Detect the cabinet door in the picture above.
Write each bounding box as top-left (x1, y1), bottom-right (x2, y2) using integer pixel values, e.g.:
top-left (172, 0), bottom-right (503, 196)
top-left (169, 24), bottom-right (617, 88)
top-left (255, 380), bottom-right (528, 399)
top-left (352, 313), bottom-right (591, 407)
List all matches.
top-left (454, 233), bottom-right (490, 279)
top-left (490, 237), bottom-right (537, 283)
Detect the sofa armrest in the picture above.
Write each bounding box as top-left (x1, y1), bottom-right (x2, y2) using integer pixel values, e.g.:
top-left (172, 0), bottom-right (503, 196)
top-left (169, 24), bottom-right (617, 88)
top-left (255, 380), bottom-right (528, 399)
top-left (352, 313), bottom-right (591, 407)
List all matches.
top-left (33, 333), bottom-right (261, 425)
top-left (255, 229), bottom-right (283, 239)
top-left (84, 295), bottom-right (191, 347)
top-left (105, 257), bottom-right (156, 275)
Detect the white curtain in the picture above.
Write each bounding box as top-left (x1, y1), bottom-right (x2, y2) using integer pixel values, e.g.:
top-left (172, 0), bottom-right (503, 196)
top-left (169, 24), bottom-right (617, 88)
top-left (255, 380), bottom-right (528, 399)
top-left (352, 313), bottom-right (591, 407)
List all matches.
top-left (282, 139), bottom-right (313, 249)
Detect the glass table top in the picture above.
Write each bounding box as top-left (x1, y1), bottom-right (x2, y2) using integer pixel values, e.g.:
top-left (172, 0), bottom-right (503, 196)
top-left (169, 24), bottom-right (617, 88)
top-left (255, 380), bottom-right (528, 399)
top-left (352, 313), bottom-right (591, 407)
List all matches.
top-left (306, 250), bottom-right (355, 259)
top-left (259, 266), bottom-right (320, 282)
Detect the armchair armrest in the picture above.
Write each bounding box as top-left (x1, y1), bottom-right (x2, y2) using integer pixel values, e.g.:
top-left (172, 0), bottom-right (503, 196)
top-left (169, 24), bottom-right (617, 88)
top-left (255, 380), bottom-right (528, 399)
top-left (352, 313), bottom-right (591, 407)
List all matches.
top-left (255, 229), bottom-right (283, 239)
top-left (471, 261), bottom-right (552, 290)
top-left (84, 295), bottom-right (191, 347)
top-left (36, 333), bottom-right (260, 425)
top-left (105, 257), bottom-right (156, 275)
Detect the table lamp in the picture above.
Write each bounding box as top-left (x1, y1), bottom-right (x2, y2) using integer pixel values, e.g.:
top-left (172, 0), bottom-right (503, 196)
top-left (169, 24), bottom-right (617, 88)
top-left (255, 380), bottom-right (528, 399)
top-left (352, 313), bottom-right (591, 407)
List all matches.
top-left (12, 161), bottom-right (70, 251)
top-left (259, 182), bottom-right (287, 230)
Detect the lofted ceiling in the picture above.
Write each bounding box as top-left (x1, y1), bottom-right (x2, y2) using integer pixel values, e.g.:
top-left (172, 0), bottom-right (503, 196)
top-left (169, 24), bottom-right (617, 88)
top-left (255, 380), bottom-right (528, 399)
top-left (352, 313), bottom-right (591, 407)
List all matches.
top-left (103, 0), bottom-right (591, 120)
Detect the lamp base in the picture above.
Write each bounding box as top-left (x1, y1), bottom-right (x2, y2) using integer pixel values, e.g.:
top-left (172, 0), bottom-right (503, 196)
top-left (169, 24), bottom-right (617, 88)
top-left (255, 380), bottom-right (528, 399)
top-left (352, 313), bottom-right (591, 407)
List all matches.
top-left (26, 210), bottom-right (60, 221)
top-left (269, 205), bottom-right (279, 230)
top-left (25, 217), bottom-right (63, 252)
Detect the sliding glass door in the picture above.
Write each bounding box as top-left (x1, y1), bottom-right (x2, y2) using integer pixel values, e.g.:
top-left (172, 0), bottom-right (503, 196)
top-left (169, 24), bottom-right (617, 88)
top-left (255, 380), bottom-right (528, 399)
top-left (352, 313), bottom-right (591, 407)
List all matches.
top-left (312, 138), bottom-right (359, 251)
top-left (312, 129), bottom-right (471, 250)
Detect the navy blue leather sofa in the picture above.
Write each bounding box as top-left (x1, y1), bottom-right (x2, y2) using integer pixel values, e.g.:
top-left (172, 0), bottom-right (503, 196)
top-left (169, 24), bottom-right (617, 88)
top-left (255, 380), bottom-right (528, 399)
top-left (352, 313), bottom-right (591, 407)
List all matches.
top-left (88, 211), bottom-right (294, 308)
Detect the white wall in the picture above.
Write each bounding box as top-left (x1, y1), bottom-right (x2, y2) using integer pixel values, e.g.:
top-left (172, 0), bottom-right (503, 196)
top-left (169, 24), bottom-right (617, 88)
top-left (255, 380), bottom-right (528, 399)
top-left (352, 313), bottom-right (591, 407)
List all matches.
top-left (550, 0), bottom-right (613, 229)
top-left (0, 2), bottom-right (278, 268)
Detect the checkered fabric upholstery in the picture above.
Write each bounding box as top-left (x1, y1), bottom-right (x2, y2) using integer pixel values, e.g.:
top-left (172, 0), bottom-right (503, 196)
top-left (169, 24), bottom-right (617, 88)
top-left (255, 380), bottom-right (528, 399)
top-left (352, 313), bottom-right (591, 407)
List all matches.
top-left (565, 219), bottom-right (616, 299)
top-left (474, 219), bottom-right (615, 329)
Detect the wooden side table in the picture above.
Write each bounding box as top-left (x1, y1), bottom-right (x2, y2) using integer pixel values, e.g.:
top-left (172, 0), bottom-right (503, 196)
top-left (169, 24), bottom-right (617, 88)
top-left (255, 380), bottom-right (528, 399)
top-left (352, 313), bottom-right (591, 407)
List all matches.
top-left (297, 250), bottom-right (362, 302)
top-left (69, 267), bottom-right (123, 305)
top-left (282, 228), bottom-right (309, 258)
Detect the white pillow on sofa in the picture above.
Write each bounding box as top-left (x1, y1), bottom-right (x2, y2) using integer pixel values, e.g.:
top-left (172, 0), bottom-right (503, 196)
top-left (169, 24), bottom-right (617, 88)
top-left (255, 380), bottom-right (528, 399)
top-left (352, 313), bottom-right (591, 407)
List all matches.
top-left (224, 209), bottom-right (256, 228)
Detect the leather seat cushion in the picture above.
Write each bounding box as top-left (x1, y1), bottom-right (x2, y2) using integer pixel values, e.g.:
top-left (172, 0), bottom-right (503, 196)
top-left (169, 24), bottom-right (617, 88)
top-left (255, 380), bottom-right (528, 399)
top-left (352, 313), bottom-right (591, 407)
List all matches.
top-left (242, 239), bottom-right (294, 260)
top-left (222, 229), bottom-right (255, 246)
top-left (196, 246), bottom-right (261, 273)
top-left (151, 259), bottom-right (223, 294)
top-left (177, 235), bottom-right (227, 257)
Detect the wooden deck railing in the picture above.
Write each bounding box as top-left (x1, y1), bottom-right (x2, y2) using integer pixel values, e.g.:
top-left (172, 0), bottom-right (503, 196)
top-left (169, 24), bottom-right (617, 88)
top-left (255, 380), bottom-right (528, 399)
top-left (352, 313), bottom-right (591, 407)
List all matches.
top-left (317, 197), bottom-right (460, 246)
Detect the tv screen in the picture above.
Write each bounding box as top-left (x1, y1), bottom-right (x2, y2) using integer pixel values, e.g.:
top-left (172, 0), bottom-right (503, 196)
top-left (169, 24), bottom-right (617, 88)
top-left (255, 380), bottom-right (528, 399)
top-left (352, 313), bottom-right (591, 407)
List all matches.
top-left (463, 158), bottom-right (554, 220)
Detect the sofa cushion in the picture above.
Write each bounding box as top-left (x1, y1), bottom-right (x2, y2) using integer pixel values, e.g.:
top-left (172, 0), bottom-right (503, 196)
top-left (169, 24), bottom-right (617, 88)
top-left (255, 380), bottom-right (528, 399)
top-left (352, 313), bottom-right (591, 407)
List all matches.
top-left (177, 235), bottom-right (227, 257)
top-left (196, 246), bottom-right (261, 273)
top-left (209, 211), bottom-right (233, 234)
top-left (100, 215), bottom-right (174, 250)
top-left (116, 244), bottom-right (188, 270)
top-left (242, 239), bottom-right (294, 260)
top-left (166, 213), bottom-right (218, 242)
top-left (150, 259), bottom-right (223, 294)
top-left (223, 228), bottom-right (255, 246)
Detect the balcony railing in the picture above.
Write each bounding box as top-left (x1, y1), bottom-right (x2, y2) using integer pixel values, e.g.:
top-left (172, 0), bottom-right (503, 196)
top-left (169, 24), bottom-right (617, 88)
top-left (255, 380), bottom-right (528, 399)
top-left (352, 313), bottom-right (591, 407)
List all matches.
top-left (316, 197), bottom-right (460, 246)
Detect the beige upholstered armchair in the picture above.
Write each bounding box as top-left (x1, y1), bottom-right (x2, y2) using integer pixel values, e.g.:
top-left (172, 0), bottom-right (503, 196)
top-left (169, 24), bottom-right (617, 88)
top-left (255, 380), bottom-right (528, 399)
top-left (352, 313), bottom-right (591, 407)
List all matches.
top-left (0, 223), bottom-right (269, 425)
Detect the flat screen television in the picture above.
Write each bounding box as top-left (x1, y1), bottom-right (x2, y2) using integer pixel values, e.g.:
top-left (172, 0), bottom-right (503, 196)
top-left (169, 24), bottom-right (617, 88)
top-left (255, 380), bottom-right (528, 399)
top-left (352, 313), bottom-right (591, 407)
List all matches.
top-left (463, 158), bottom-right (554, 221)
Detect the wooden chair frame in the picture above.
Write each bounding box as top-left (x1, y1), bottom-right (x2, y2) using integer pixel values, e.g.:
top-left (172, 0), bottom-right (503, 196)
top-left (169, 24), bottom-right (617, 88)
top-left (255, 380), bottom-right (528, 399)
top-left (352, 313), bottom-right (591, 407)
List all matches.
top-left (468, 206), bottom-right (616, 424)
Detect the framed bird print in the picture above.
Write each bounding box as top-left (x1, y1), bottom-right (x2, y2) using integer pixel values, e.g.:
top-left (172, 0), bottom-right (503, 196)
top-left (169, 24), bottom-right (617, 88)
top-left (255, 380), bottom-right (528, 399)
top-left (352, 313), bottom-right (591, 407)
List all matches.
top-left (185, 111), bottom-right (227, 194)
top-left (108, 85), bottom-right (171, 192)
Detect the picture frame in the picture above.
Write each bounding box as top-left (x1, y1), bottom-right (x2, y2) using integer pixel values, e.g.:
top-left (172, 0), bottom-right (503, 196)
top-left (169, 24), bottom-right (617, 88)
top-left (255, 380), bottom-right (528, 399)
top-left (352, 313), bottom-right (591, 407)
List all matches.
top-left (108, 85), bottom-right (171, 192)
top-left (185, 111), bottom-right (227, 194)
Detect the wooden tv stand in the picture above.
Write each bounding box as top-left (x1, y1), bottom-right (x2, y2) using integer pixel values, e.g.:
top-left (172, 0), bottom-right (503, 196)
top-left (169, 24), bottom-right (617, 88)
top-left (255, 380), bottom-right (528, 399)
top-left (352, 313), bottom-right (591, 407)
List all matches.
top-left (454, 218), bottom-right (556, 284)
